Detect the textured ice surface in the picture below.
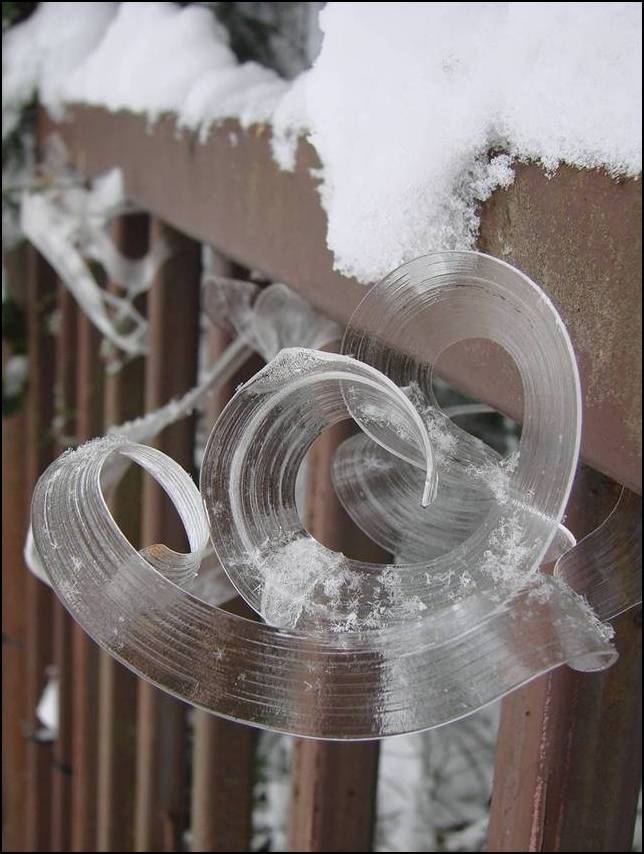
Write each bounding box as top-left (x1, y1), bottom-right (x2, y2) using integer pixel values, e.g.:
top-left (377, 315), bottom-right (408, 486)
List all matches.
top-left (29, 253), bottom-right (641, 738)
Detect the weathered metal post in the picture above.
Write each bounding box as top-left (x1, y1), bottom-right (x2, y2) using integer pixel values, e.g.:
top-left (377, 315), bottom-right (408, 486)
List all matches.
top-left (134, 221), bottom-right (200, 852)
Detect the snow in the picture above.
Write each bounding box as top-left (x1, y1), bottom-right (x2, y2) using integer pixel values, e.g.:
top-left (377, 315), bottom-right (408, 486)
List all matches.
top-left (64, 2), bottom-right (284, 126)
top-left (3, 2), bottom-right (642, 282)
top-left (3, 353), bottom-right (28, 398)
top-left (35, 668), bottom-right (60, 738)
top-left (2, 2), bottom-right (118, 138)
top-left (303, 2), bottom-right (642, 282)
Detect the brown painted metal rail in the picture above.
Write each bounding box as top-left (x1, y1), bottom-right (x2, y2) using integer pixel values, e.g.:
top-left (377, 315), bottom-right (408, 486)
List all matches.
top-left (1, 105), bottom-right (640, 852)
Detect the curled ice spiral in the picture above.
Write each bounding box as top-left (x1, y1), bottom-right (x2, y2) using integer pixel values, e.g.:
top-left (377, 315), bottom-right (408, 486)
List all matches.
top-left (31, 252), bottom-right (641, 738)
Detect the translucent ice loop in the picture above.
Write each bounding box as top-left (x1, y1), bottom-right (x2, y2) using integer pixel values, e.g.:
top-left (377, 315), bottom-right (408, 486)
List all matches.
top-left (20, 168), bottom-right (170, 360)
top-left (23, 273), bottom-right (341, 584)
top-left (335, 251), bottom-right (585, 574)
top-left (554, 489), bottom-right (642, 623)
top-left (31, 252), bottom-right (641, 739)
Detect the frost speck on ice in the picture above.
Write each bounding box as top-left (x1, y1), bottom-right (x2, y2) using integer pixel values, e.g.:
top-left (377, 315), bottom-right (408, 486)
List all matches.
top-left (3, 2), bottom-right (641, 285)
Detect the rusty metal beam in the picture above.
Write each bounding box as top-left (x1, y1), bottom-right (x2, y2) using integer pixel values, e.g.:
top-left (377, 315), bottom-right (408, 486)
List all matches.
top-left (190, 256), bottom-right (260, 852)
top-left (134, 222), bottom-right (200, 852)
top-left (2, 247), bottom-right (30, 853)
top-left (488, 467), bottom-right (642, 852)
top-left (24, 247), bottom-right (57, 852)
top-left (96, 213), bottom-right (149, 852)
top-left (70, 303), bottom-right (105, 852)
top-left (287, 424), bottom-right (384, 853)
top-left (190, 711), bottom-right (256, 853)
top-left (47, 106), bottom-right (642, 494)
top-left (51, 283), bottom-right (78, 852)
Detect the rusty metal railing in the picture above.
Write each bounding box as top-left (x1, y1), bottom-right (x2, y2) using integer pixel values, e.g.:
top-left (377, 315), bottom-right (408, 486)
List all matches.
top-left (1, 106), bottom-right (641, 853)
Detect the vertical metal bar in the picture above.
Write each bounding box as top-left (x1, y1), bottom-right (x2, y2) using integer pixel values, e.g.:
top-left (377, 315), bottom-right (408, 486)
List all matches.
top-left (488, 467), bottom-right (642, 852)
top-left (70, 300), bottom-right (105, 852)
top-left (51, 283), bottom-right (78, 852)
top-left (2, 246), bottom-right (30, 853)
top-left (24, 247), bottom-right (57, 852)
top-left (134, 222), bottom-right (200, 852)
top-left (287, 424), bottom-right (383, 853)
top-left (190, 262), bottom-right (259, 853)
top-left (1, 380), bottom-right (29, 854)
top-left (190, 710), bottom-right (257, 853)
top-left (96, 213), bottom-right (149, 853)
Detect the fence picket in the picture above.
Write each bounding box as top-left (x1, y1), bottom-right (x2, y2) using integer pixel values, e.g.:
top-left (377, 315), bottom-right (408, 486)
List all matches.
top-left (2, 247), bottom-right (31, 853)
top-left (134, 222), bottom-right (200, 851)
top-left (51, 283), bottom-right (78, 851)
top-left (287, 424), bottom-right (384, 853)
top-left (488, 467), bottom-right (642, 852)
top-left (70, 302), bottom-right (105, 851)
top-left (190, 259), bottom-right (259, 853)
top-left (24, 247), bottom-right (57, 852)
top-left (96, 213), bottom-right (149, 852)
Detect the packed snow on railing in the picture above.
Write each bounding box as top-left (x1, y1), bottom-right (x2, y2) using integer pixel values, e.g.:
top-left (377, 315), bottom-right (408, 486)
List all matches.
top-left (3, 2), bottom-right (642, 283)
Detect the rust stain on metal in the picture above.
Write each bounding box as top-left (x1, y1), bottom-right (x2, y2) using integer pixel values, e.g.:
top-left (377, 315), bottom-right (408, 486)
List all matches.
top-left (478, 163), bottom-right (642, 485)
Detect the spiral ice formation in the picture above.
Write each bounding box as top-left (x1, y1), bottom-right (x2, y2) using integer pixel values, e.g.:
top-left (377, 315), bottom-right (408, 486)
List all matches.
top-left (31, 252), bottom-right (641, 738)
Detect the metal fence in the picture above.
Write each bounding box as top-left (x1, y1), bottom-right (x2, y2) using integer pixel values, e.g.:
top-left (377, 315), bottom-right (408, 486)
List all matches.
top-left (2, 105), bottom-right (641, 852)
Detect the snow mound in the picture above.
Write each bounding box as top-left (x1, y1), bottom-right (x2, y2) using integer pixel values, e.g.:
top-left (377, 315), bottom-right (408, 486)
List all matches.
top-left (3, 2), bottom-right (641, 284)
top-left (302, 2), bottom-right (642, 282)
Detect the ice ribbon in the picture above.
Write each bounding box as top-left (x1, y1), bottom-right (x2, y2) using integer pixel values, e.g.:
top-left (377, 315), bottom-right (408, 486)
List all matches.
top-left (30, 252), bottom-right (641, 739)
top-left (106, 275), bottom-right (342, 448)
top-left (25, 275), bottom-right (341, 587)
top-left (20, 168), bottom-right (170, 360)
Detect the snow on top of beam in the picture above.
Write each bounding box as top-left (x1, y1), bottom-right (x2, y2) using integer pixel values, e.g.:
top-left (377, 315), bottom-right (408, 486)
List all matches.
top-left (3, 2), bottom-right (641, 284)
